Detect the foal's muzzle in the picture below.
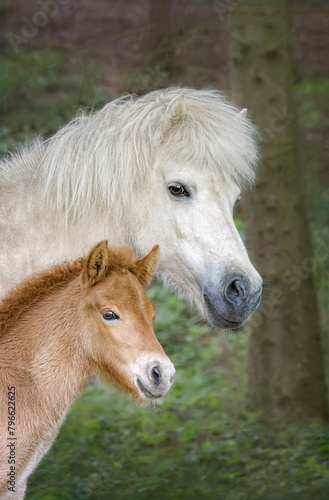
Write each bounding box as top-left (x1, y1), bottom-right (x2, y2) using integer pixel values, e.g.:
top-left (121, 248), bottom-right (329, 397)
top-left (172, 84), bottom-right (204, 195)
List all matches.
top-left (136, 359), bottom-right (176, 399)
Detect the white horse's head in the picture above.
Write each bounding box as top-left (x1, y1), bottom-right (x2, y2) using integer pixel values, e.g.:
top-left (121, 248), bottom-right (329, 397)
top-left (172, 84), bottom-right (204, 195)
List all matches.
top-left (42, 88), bottom-right (262, 328)
top-left (123, 90), bottom-right (262, 328)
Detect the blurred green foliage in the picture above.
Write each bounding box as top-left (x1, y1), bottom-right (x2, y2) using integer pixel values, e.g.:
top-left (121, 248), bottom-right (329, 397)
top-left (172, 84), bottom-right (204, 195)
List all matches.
top-left (0, 47), bottom-right (110, 153)
top-left (295, 77), bottom-right (329, 388)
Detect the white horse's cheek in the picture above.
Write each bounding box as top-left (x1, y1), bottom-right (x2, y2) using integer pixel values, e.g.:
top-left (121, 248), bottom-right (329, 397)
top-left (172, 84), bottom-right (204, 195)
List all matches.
top-left (127, 184), bottom-right (176, 255)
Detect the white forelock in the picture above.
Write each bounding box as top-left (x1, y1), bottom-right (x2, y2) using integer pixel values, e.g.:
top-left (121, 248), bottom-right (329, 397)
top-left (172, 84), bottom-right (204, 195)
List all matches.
top-left (0, 87), bottom-right (259, 222)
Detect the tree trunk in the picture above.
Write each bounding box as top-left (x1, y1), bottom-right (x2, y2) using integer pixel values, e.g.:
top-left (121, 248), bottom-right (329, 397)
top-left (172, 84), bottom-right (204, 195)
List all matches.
top-left (228, 0), bottom-right (327, 423)
top-left (146, 0), bottom-right (175, 74)
top-left (0, 0), bottom-right (8, 125)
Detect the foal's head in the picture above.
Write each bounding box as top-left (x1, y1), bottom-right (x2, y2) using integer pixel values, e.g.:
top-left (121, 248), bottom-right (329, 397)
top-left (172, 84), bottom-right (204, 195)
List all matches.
top-left (80, 241), bottom-right (175, 400)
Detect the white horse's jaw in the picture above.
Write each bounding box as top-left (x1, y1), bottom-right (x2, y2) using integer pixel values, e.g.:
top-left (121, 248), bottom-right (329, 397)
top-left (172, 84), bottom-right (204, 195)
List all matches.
top-left (157, 261), bottom-right (262, 329)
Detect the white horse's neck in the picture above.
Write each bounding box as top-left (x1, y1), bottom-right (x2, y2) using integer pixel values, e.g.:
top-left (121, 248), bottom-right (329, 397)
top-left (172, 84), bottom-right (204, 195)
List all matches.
top-left (0, 158), bottom-right (126, 297)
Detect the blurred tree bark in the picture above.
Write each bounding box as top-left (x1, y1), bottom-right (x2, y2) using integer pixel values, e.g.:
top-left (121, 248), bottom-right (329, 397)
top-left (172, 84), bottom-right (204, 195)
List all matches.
top-left (228, 0), bottom-right (327, 423)
top-left (0, 0), bottom-right (8, 123)
top-left (0, 2), bottom-right (5, 51)
top-left (147, 0), bottom-right (175, 74)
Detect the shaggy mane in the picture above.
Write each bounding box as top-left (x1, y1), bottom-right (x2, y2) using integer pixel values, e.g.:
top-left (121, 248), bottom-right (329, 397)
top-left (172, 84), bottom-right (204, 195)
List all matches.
top-left (0, 259), bottom-right (84, 337)
top-left (0, 87), bottom-right (259, 223)
top-left (0, 246), bottom-right (146, 337)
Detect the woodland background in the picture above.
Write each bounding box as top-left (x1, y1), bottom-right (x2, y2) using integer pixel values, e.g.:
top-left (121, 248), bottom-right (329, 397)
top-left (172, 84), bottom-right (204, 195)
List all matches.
top-left (1, 0), bottom-right (329, 498)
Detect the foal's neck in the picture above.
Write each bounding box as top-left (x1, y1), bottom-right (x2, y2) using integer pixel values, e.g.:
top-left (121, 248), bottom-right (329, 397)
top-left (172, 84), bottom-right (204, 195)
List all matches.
top-left (1, 277), bottom-right (92, 415)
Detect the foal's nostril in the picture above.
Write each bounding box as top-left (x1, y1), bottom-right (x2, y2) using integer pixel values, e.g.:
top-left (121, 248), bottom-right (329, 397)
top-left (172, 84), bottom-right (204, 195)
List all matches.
top-left (224, 278), bottom-right (247, 306)
top-left (150, 365), bottom-right (162, 386)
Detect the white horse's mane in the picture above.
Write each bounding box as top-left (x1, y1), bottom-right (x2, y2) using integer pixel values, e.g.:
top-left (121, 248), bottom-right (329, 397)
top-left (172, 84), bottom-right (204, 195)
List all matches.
top-left (1, 87), bottom-right (258, 222)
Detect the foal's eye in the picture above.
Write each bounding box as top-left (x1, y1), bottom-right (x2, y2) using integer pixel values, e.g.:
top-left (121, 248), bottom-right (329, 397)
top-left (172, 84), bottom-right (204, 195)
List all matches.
top-left (168, 183), bottom-right (189, 197)
top-left (101, 309), bottom-right (119, 321)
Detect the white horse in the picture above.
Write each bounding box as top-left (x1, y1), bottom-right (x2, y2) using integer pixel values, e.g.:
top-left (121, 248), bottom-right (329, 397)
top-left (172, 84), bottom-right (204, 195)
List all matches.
top-left (0, 87), bottom-right (262, 328)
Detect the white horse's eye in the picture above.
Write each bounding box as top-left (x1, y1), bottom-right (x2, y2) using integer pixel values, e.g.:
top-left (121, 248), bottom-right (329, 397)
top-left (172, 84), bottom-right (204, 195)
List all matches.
top-left (168, 183), bottom-right (190, 197)
top-left (101, 309), bottom-right (119, 321)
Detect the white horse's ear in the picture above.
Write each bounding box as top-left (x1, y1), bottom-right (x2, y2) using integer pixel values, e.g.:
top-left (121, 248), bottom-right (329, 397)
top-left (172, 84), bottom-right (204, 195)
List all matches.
top-left (156, 95), bottom-right (186, 144)
top-left (239, 108), bottom-right (248, 117)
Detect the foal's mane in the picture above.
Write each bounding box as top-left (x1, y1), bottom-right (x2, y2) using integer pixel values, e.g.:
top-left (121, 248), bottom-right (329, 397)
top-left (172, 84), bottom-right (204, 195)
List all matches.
top-left (0, 258), bottom-right (84, 337)
top-left (0, 246), bottom-right (146, 337)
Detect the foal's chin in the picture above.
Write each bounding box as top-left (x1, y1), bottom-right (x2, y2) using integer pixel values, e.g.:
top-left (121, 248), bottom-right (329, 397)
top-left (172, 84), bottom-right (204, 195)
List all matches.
top-left (136, 378), bottom-right (163, 400)
top-left (125, 381), bottom-right (164, 405)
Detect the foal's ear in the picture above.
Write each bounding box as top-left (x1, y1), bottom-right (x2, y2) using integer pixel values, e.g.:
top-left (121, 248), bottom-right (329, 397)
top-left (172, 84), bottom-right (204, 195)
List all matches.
top-left (132, 245), bottom-right (159, 288)
top-left (156, 95), bottom-right (186, 144)
top-left (82, 240), bottom-right (110, 287)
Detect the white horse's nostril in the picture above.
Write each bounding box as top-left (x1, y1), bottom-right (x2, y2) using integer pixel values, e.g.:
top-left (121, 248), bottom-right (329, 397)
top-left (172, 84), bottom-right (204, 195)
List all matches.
top-left (224, 276), bottom-right (248, 306)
